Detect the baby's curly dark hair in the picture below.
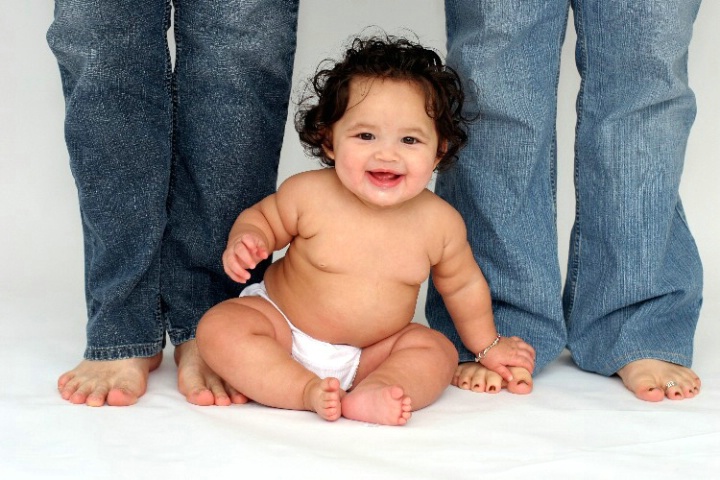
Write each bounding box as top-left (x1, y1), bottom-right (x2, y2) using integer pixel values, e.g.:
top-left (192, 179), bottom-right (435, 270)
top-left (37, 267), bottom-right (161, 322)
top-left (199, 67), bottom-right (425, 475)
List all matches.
top-left (295, 35), bottom-right (472, 171)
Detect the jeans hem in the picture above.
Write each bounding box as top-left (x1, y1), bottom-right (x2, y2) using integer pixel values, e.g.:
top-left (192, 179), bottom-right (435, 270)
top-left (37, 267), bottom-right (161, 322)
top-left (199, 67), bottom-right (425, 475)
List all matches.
top-left (167, 327), bottom-right (196, 347)
top-left (84, 343), bottom-right (164, 361)
top-left (588, 350), bottom-right (694, 377)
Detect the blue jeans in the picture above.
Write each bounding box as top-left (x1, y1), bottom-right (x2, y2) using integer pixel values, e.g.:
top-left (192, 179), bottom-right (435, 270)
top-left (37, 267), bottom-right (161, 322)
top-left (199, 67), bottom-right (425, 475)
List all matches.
top-left (47, 0), bottom-right (298, 360)
top-left (428, 0), bottom-right (703, 375)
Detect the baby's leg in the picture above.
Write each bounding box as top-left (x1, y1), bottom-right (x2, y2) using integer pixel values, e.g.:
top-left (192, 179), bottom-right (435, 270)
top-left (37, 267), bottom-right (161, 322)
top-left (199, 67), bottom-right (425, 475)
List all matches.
top-left (341, 324), bottom-right (457, 426)
top-left (58, 354), bottom-right (162, 407)
top-left (196, 296), bottom-right (344, 420)
top-left (617, 359), bottom-right (701, 402)
top-left (454, 363), bottom-right (533, 395)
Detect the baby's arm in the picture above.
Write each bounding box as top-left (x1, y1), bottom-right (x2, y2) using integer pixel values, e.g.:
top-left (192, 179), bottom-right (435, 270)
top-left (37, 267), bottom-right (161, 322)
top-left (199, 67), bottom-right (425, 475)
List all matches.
top-left (430, 209), bottom-right (535, 381)
top-left (223, 179), bottom-right (299, 283)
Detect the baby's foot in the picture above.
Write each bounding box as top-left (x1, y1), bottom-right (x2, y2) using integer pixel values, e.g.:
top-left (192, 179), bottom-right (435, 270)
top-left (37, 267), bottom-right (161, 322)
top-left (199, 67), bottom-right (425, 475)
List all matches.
top-left (617, 358), bottom-right (701, 402)
top-left (175, 340), bottom-right (249, 406)
top-left (453, 363), bottom-right (533, 395)
top-left (341, 384), bottom-right (412, 426)
top-left (58, 354), bottom-right (162, 407)
top-left (303, 377), bottom-right (344, 421)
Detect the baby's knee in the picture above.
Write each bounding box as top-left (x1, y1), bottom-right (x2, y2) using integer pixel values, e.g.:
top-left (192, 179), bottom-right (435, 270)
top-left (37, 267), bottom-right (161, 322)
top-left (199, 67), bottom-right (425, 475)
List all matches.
top-left (405, 326), bottom-right (459, 365)
top-left (196, 300), bottom-right (241, 345)
top-left (195, 308), bottom-right (222, 349)
top-left (429, 329), bottom-right (458, 361)
top-left (436, 332), bottom-right (460, 367)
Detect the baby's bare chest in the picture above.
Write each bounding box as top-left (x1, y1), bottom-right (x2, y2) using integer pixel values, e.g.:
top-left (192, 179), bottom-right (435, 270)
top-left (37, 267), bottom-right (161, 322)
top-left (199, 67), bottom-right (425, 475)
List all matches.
top-left (294, 225), bottom-right (433, 286)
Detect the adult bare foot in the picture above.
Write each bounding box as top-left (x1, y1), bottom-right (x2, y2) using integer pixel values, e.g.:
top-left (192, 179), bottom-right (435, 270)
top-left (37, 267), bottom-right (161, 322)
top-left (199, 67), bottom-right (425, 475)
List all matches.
top-left (175, 340), bottom-right (249, 406)
top-left (58, 354), bottom-right (163, 407)
top-left (341, 384), bottom-right (412, 426)
top-left (303, 377), bottom-right (344, 421)
top-left (505, 367), bottom-right (533, 394)
top-left (617, 358), bottom-right (701, 402)
top-left (453, 362), bottom-right (533, 394)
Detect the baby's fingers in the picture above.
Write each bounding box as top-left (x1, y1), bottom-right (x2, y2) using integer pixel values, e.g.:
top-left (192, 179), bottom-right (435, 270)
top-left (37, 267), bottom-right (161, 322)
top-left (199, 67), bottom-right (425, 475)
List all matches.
top-left (239, 236), bottom-right (269, 264)
top-left (222, 254), bottom-right (252, 283)
top-left (232, 244), bottom-right (261, 270)
top-left (515, 350), bottom-right (536, 374)
top-left (222, 234), bottom-right (270, 284)
top-left (491, 364), bottom-right (514, 383)
top-left (504, 337), bottom-right (536, 372)
top-left (512, 336), bottom-right (536, 359)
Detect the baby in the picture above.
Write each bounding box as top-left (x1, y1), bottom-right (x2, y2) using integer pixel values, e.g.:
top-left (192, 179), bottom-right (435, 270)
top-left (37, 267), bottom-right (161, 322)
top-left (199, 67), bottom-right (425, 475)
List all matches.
top-left (196, 36), bottom-right (536, 426)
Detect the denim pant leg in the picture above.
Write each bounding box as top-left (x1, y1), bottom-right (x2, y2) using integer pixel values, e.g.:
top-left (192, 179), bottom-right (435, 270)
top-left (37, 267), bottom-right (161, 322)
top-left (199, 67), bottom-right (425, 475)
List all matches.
top-left (47, 1), bottom-right (173, 360)
top-left (427, 0), bottom-right (569, 371)
top-left (162, 0), bottom-right (298, 345)
top-left (565, 0), bottom-right (703, 375)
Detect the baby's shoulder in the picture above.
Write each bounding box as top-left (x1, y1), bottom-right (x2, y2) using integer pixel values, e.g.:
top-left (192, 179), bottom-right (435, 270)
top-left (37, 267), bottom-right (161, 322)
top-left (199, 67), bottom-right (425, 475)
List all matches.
top-left (281, 168), bottom-right (334, 187)
top-left (278, 168), bottom-right (336, 197)
top-left (419, 189), bottom-right (465, 225)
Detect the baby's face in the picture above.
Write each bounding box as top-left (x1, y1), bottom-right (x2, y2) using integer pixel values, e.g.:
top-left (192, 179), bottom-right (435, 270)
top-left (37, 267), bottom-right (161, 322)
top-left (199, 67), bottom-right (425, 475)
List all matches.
top-left (324, 77), bottom-right (441, 209)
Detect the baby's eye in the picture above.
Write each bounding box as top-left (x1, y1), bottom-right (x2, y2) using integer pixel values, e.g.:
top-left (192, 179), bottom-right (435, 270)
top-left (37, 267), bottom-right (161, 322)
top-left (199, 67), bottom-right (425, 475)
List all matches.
top-left (358, 133), bottom-right (374, 140)
top-left (402, 136), bottom-right (419, 145)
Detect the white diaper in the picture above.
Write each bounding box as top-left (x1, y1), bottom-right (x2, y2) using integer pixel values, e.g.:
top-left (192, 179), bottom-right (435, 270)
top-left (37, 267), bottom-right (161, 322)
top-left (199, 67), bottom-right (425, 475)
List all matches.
top-left (240, 282), bottom-right (361, 390)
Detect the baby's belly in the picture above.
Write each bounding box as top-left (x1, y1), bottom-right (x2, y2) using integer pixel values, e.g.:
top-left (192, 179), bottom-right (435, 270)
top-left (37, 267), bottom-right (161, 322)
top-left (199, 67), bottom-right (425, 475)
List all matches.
top-left (264, 265), bottom-right (420, 347)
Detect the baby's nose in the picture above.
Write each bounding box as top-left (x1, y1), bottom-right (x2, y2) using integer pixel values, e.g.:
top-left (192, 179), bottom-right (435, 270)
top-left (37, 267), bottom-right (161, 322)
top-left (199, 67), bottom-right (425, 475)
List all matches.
top-left (374, 142), bottom-right (400, 161)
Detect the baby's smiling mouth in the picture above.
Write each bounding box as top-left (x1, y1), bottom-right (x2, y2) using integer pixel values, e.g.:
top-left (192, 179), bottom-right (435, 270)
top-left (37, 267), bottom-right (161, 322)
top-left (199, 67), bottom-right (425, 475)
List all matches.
top-left (367, 170), bottom-right (403, 187)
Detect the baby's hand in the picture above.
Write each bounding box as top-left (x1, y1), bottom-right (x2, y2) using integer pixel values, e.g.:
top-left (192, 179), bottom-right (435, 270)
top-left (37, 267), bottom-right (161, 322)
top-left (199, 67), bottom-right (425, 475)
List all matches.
top-left (478, 336), bottom-right (536, 382)
top-left (222, 233), bottom-right (269, 283)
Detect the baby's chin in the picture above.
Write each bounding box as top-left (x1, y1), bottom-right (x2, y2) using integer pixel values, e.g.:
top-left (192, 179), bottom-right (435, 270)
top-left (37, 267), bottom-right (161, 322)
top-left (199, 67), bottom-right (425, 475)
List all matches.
top-left (354, 186), bottom-right (425, 210)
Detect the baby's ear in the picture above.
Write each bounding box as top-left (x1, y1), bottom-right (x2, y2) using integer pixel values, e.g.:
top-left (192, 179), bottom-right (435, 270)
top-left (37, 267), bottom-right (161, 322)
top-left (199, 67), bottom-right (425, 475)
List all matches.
top-left (435, 140), bottom-right (449, 162)
top-left (322, 142), bottom-right (335, 160)
top-left (433, 140), bottom-right (448, 170)
top-left (321, 132), bottom-right (335, 160)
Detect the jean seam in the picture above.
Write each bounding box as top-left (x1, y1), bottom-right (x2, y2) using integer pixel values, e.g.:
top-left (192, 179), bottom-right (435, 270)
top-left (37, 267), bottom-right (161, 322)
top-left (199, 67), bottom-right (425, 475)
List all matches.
top-left (550, 0), bottom-right (572, 221)
top-left (564, 0), bottom-right (587, 321)
top-left (159, 0), bottom-right (176, 338)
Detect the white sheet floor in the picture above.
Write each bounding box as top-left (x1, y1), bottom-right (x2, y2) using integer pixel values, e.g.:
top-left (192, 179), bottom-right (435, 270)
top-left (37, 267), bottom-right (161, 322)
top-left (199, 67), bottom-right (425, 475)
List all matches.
top-left (1, 290), bottom-right (719, 479)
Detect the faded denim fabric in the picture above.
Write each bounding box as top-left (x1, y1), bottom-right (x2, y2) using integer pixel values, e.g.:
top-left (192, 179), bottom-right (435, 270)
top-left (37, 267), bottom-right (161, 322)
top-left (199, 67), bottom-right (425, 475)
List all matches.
top-left (47, 0), bottom-right (298, 360)
top-left (427, 0), bottom-right (703, 375)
